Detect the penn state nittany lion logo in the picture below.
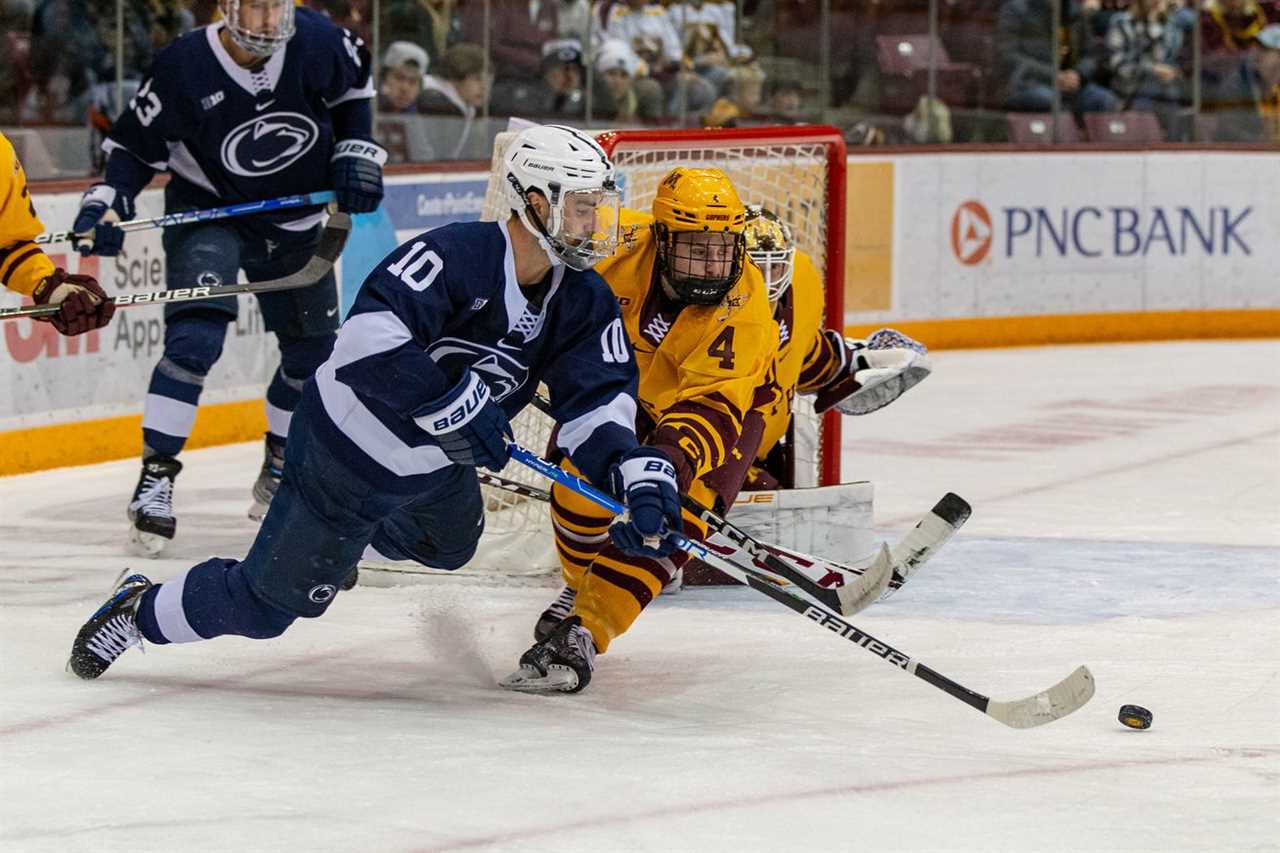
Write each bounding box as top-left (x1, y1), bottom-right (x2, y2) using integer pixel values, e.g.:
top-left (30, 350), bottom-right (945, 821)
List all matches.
top-left (221, 112), bottom-right (318, 177)
top-left (427, 338), bottom-right (530, 402)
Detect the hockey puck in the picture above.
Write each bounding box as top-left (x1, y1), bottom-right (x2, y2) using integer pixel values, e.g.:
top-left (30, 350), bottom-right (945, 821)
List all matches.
top-left (1118, 704), bottom-right (1153, 730)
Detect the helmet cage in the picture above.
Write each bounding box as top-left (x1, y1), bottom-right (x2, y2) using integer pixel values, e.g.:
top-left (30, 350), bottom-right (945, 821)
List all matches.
top-left (508, 174), bottom-right (621, 271)
top-left (223, 0), bottom-right (296, 58)
top-left (654, 224), bottom-right (746, 305)
top-left (744, 209), bottom-right (796, 303)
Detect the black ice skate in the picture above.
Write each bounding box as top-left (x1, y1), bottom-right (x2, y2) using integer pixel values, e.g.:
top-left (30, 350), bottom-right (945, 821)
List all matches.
top-left (127, 455), bottom-right (182, 557)
top-left (501, 615), bottom-right (597, 694)
top-left (533, 585), bottom-right (577, 642)
top-left (248, 433), bottom-right (286, 521)
top-left (67, 571), bottom-right (153, 680)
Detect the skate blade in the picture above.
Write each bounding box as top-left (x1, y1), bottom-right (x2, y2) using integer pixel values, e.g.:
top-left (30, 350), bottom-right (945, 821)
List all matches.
top-left (499, 664), bottom-right (580, 694)
top-left (128, 525), bottom-right (169, 558)
top-left (247, 500), bottom-right (269, 522)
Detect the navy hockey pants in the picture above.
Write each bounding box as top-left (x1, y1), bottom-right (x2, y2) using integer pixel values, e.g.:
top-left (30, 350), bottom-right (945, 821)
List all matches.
top-left (135, 395), bottom-right (486, 643)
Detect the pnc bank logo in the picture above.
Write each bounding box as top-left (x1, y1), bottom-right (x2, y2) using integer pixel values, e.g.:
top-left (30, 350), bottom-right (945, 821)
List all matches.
top-left (951, 201), bottom-right (993, 265)
top-left (948, 199), bottom-right (1252, 263)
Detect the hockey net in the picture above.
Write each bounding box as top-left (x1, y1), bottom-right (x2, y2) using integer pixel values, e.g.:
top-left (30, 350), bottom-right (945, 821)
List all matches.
top-left (375, 126), bottom-right (848, 581)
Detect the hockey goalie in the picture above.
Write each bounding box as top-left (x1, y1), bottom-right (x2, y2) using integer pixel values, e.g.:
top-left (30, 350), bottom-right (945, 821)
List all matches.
top-left (680, 205), bottom-right (933, 587)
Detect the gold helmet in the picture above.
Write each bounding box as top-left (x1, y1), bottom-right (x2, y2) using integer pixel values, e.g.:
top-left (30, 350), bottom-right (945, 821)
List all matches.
top-left (651, 167), bottom-right (748, 305)
top-left (743, 206), bottom-right (796, 303)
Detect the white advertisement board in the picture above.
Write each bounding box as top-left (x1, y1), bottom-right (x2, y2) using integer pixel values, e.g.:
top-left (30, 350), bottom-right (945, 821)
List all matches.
top-left (849, 151), bottom-right (1280, 326)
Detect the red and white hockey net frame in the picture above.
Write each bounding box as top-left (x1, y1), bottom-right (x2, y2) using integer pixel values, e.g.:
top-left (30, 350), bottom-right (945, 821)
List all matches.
top-left (471, 125), bottom-right (848, 577)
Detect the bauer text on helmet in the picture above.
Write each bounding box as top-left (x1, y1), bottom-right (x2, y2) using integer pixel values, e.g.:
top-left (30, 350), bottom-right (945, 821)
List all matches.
top-left (744, 206), bottom-right (796, 304)
top-left (503, 125), bottom-right (621, 271)
top-left (221, 0), bottom-right (296, 58)
top-left (652, 168), bottom-right (747, 305)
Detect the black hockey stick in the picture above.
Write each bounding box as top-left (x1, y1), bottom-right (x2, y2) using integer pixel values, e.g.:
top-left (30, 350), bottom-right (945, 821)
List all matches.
top-left (511, 443), bottom-right (1095, 729)
top-left (1, 211), bottom-right (351, 322)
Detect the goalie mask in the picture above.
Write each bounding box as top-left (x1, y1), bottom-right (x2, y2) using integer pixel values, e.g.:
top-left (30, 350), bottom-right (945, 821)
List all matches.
top-left (743, 206), bottom-right (795, 304)
top-left (651, 167), bottom-right (747, 305)
top-left (220, 0), bottom-right (296, 58)
top-left (503, 125), bottom-right (621, 271)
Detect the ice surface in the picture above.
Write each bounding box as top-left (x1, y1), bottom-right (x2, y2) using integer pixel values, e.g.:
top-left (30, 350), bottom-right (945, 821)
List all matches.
top-left (1, 340), bottom-right (1277, 852)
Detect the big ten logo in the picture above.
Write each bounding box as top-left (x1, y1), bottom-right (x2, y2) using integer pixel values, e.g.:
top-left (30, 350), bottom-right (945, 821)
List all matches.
top-left (4, 254), bottom-right (103, 363)
top-left (950, 200), bottom-right (993, 266)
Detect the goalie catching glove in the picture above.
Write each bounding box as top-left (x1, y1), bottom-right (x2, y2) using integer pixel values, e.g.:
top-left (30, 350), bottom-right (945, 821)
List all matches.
top-left (813, 328), bottom-right (932, 416)
top-left (608, 447), bottom-right (682, 558)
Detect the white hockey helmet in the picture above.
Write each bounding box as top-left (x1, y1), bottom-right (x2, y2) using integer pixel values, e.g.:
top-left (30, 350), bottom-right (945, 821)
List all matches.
top-left (743, 205), bottom-right (796, 304)
top-left (220, 0), bottom-right (296, 58)
top-left (502, 124), bottom-right (621, 270)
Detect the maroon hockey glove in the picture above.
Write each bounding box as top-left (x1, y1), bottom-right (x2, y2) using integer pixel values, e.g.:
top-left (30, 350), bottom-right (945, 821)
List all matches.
top-left (32, 269), bottom-right (116, 336)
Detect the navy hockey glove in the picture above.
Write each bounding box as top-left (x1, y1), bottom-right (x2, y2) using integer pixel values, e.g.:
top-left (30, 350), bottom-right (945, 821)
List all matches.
top-left (607, 447), bottom-right (682, 558)
top-left (330, 139), bottom-right (386, 214)
top-left (71, 183), bottom-right (134, 256)
top-left (32, 268), bottom-right (116, 335)
top-left (413, 370), bottom-right (512, 471)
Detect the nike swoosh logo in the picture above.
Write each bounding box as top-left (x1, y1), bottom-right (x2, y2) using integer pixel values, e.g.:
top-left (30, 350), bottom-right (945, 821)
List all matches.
top-left (325, 307), bottom-right (338, 317)
top-left (496, 340), bottom-right (521, 350)
top-left (255, 100), bottom-right (276, 112)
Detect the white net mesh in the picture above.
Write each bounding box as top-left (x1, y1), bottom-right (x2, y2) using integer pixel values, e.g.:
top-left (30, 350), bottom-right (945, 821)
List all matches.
top-left (451, 129), bottom-right (839, 577)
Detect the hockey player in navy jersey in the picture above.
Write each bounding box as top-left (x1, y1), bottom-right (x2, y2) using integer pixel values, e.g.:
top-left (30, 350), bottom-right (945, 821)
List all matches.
top-left (71, 0), bottom-right (385, 556)
top-left (68, 125), bottom-right (683, 695)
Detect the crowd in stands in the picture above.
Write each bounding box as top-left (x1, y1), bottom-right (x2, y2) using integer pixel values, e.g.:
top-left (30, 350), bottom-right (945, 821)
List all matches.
top-left (3, 0), bottom-right (1278, 150)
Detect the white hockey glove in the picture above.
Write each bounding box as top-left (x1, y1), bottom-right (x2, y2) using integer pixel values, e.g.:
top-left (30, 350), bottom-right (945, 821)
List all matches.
top-left (813, 328), bottom-right (931, 416)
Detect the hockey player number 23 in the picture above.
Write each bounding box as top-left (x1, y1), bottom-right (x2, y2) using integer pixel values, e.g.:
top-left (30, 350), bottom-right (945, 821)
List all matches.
top-left (707, 326), bottom-right (736, 370)
top-left (387, 242), bottom-right (444, 291)
top-left (131, 79), bottom-right (162, 127)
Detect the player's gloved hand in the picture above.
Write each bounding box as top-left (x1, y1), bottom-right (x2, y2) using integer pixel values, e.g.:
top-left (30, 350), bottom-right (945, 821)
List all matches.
top-left (71, 183), bottom-right (133, 257)
top-left (813, 328), bottom-right (932, 416)
top-left (413, 370), bottom-right (512, 471)
top-left (330, 139), bottom-right (386, 214)
top-left (32, 268), bottom-right (116, 336)
top-left (607, 447), bottom-right (682, 558)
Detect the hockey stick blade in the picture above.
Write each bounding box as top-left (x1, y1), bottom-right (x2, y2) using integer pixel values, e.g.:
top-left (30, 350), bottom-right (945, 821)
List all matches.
top-left (2, 211), bottom-right (351, 322)
top-left (982, 665), bottom-right (1096, 729)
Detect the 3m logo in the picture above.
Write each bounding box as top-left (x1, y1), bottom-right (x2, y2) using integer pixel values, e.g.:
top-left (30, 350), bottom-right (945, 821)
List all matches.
top-left (951, 200), bottom-right (993, 265)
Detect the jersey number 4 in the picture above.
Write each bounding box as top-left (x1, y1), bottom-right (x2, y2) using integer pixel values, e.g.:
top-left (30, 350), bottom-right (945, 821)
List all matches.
top-left (388, 242), bottom-right (444, 291)
top-left (707, 326), bottom-right (736, 370)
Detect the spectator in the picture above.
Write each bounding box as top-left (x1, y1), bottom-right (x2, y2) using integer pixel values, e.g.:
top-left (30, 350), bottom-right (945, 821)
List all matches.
top-left (1106, 0), bottom-right (1191, 135)
top-left (996, 0), bottom-right (1121, 116)
top-left (1203, 22), bottom-right (1280, 140)
top-left (486, 0), bottom-right (560, 82)
top-left (379, 40), bottom-right (429, 114)
top-left (765, 79), bottom-right (808, 122)
top-left (703, 63), bottom-right (765, 127)
top-left (1202, 0), bottom-right (1279, 56)
top-left (594, 38), bottom-right (665, 123)
top-left (381, 0), bottom-right (463, 67)
top-left (489, 37), bottom-right (590, 118)
top-left (557, 0), bottom-right (591, 43)
top-left (419, 42), bottom-right (489, 159)
top-left (668, 0), bottom-right (754, 95)
top-left (603, 0), bottom-right (683, 70)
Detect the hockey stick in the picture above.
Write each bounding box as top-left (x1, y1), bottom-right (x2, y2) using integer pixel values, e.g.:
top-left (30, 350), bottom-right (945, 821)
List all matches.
top-left (510, 443), bottom-right (1096, 729)
top-left (1, 211), bottom-right (351, 322)
top-left (506, 443), bottom-right (893, 620)
top-left (525, 393), bottom-right (892, 615)
top-left (33, 191), bottom-right (338, 245)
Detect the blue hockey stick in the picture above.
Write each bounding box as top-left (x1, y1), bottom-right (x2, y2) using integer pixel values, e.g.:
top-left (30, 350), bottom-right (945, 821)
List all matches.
top-left (35, 191), bottom-right (338, 245)
top-left (507, 441), bottom-right (1094, 728)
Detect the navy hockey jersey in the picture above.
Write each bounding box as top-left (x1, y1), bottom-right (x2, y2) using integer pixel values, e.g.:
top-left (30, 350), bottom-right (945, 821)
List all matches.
top-left (104, 8), bottom-right (373, 229)
top-left (306, 219), bottom-right (641, 492)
